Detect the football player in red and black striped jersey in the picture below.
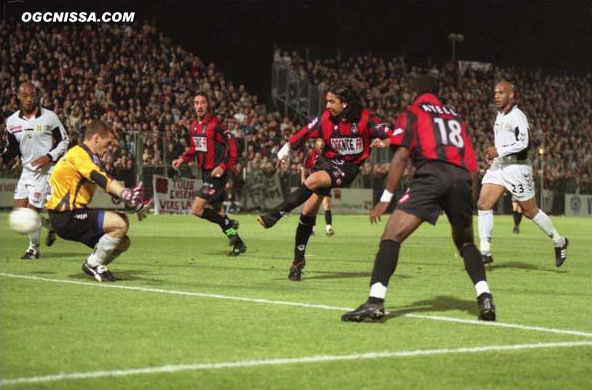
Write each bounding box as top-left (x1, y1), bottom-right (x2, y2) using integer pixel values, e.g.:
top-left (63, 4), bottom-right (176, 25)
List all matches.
top-left (258, 83), bottom-right (393, 281)
top-left (172, 93), bottom-right (246, 256)
top-left (343, 76), bottom-right (496, 322)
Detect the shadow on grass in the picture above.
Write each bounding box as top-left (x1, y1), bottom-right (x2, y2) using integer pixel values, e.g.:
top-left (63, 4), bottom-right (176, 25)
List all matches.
top-left (383, 295), bottom-right (479, 321)
top-left (67, 269), bottom-right (164, 283)
top-left (485, 261), bottom-right (567, 273)
top-left (36, 252), bottom-right (88, 260)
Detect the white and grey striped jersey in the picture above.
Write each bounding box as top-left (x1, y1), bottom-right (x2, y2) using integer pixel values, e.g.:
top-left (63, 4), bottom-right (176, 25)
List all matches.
top-left (493, 105), bottom-right (530, 163)
top-left (2, 107), bottom-right (69, 173)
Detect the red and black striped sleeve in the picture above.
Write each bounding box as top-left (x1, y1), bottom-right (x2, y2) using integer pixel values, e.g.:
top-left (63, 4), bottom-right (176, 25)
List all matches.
top-left (217, 126), bottom-right (239, 171)
top-left (289, 115), bottom-right (321, 150)
top-left (389, 111), bottom-right (416, 152)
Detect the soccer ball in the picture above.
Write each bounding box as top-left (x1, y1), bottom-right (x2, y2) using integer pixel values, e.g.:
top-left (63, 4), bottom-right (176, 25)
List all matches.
top-left (9, 208), bottom-right (41, 234)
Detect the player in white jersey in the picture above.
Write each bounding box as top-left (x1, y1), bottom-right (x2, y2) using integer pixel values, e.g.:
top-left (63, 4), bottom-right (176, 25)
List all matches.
top-left (1, 82), bottom-right (69, 259)
top-left (477, 80), bottom-right (568, 267)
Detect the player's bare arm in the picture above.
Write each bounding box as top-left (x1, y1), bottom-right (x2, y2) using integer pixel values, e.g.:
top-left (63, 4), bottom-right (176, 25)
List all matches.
top-left (370, 146), bottom-right (410, 224)
top-left (172, 157), bottom-right (185, 170)
top-left (371, 138), bottom-right (391, 148)
top-left (31, 154), bottom-right (52, 169)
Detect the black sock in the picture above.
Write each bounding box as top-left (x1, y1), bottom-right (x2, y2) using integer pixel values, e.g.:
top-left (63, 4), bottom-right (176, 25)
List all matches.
top-left (369, 240), bottom-right (401, 288)
top-left (325, 210), bottom-right (332, 225)
top-left (294, 214), bottom-right (315, 263)
top-left (272, 184), bottom-right (313, 218)
top-left (513, 210), bottom-right (522, 226)
top-left (201, 208), bottom-right (232, 233)
top-left (460, 244), bottom-right (486, 285)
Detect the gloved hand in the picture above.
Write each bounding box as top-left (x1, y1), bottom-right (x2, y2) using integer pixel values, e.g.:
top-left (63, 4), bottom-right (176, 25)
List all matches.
top-left (121, 182), bottom-right (145, 206)
top-left (121, 182), bottom-right (151, 220)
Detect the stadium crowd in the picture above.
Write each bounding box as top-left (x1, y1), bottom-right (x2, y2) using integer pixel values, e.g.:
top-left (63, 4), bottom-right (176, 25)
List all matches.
top-left (1, 20), bottom-right (590, 208)
top-left (275, 49), bottom-right (592, 193)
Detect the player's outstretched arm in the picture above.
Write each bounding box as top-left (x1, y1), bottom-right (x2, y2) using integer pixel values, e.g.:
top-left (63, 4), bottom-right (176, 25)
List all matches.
top-left (107, 180), bottom-right (151, 221)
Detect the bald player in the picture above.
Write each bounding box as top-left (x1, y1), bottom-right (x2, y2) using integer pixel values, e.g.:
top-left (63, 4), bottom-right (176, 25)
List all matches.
top-left (477, 80), bottom-right (568, 267)
top-left (2, 82), bottom-right (69, 259)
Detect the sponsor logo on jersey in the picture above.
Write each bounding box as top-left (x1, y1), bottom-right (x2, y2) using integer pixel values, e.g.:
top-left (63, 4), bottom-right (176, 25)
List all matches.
top-left (193, 136), bottom-right (208, 152)
top-left (74, 213), bottom-right (88, 220)
top-left (8, 125), bottom-right (23, 133)
top-left (330, 137), bottom-right (363, 155)
top-left (393, 128), bottom-right (404, 136)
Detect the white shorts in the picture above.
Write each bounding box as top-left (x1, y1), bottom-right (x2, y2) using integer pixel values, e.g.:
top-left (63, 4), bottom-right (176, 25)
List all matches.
top-left (482, 163), bottom-right (535, 202)
top-left (15, 169), bottom-right (51, 209)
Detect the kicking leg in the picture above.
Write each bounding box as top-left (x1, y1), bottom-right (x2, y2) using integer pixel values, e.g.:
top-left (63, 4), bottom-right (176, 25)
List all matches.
top-left (258, 170), bottom-right (331, 229)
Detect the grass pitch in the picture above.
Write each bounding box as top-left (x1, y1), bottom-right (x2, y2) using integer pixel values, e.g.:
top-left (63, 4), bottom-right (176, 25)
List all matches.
top-left (1, 212), bottom-right (591, 389)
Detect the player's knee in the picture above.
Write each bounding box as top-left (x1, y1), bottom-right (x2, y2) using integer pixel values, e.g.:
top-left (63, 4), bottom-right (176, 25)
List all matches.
top-left (477, 198), bottom-right (491, 211)
top-left (521, 207), bottom-right (539, 219)
top-left (380, 229), bottom-right (404, 243)
top-left (117, 235), bottom-right (131, 252)
top-left (191, 203), bottom-right (205, 217)
top-left (459, 242), bottom-right (477, 257)
top-left (111, 212), bottom-right (129, 235)
top-left (304, 172), bottom-right (328, 190)
top-left (452, 226), bottom-right (474, 251)
top-left (299, 213), bottom-right (316, 226)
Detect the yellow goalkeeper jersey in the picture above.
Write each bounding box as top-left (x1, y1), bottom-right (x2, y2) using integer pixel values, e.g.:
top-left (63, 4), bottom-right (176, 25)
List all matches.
top-left (46, 144), bottom-right (113, 211)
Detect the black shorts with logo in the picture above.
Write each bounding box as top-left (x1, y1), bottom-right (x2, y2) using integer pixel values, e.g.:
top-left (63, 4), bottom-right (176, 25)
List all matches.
top-left (198, 171), bottom-right (227, 203)
top-left (396, 162), bottom-right (474, 227)
top-left (49, 209), bottom-right (105, 248)
top-left (312, 157), bottom-right (360, 196)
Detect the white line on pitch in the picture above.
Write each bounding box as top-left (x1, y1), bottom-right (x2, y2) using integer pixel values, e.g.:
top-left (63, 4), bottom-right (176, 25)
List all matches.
top-left (2, 272), bottom-right (592, 339)
top-left (2, 341), bottom-right (590, 386)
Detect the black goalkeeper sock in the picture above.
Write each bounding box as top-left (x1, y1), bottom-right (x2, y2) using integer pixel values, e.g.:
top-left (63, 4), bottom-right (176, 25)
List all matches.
top-left (201, 208), bottom-right (232, 233)
top-left (369, 240), bottom-right (401, 287)
top-left (272, 184), bottom-right (313, 218)
top-left (294, 214), bottom-right (316, 263)
top-left (512, 210), bottom-right (523, 226)
top-left (460, 244), bottom-right (487, 285)
top-left (325, 210), bottom-right (332, 225)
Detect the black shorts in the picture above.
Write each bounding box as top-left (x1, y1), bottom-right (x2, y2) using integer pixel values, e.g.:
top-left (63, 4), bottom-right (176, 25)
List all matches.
top-left (49, 209), bottom-right (105, 248)
top-left (198, 171), bottom-right (227, 203)
top-left (396, 162), bottom-right (474, 227)
top-left (312, 157), bottom-right (359, 196)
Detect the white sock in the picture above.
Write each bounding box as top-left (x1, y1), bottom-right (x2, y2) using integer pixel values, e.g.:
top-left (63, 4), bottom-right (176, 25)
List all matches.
top-left (478, 210), bottom-right (494, 255)
top-left (29, 226), bottom-right (41, 248)
top-left (531, 210), bottom-right (565, 247)
top-left (369, 282), bottom-right (387, 299)
top-left (475, 280), bottom-right (491, 297)
top-left (87, 234), bottom-right (121, 267)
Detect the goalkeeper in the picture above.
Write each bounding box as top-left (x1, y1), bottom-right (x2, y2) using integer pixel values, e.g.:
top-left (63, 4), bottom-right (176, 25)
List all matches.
top-left (45, 120), bottom-right (151, 282)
